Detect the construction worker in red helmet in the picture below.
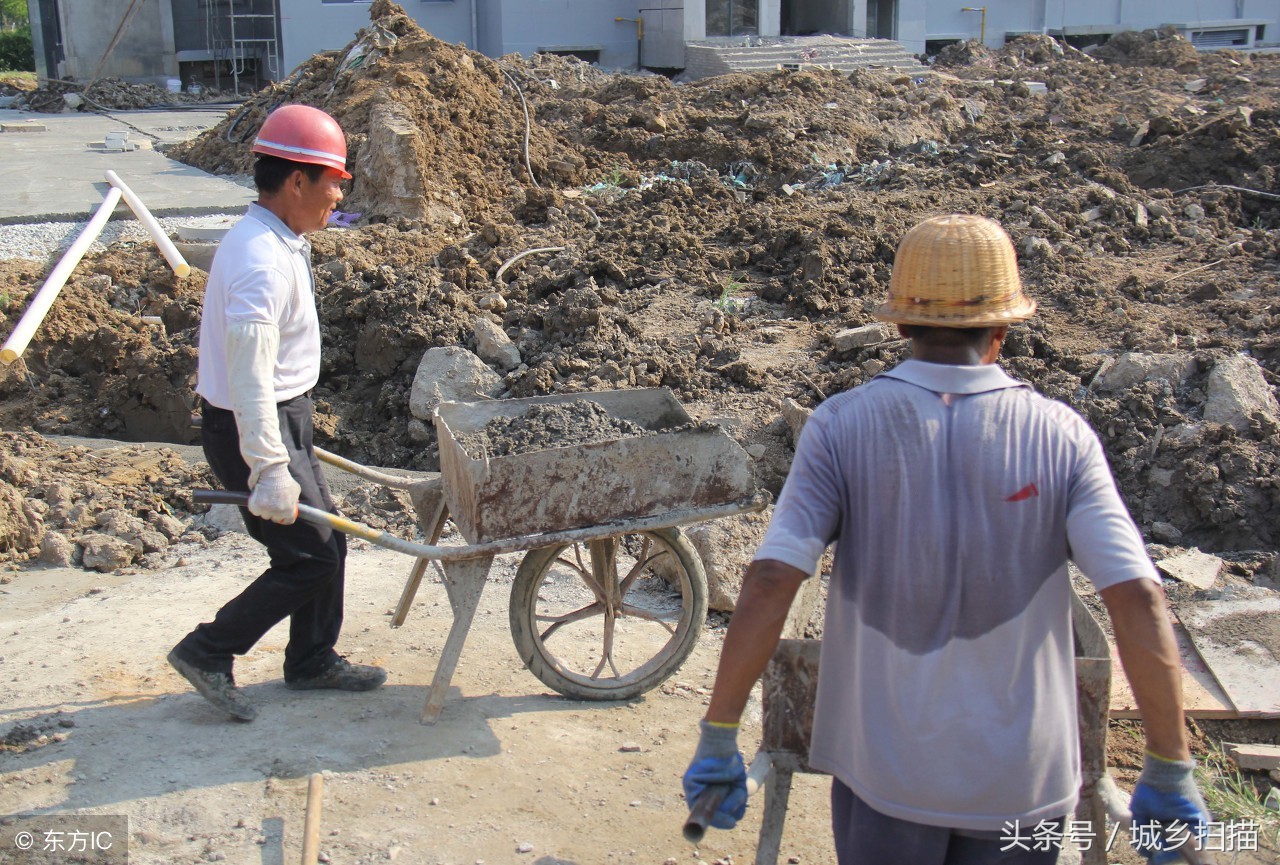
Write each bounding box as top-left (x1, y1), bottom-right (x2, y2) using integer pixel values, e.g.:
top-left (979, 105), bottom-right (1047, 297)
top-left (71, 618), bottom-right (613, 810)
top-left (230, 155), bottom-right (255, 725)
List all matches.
top-left (685, 215), bottom-right (1209, 864)
top-left (168, 103), bottom-right (384, 721)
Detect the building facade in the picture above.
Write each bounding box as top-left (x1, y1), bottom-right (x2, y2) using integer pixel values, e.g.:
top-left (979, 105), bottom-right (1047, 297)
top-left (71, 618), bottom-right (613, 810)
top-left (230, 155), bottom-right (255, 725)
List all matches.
top-left (27, 0), bottom-right (1280, 92)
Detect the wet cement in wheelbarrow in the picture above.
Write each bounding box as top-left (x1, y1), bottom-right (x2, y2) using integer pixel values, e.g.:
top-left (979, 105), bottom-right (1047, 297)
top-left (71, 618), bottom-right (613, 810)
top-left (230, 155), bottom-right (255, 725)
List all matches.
top-left (456, 398), bottom-right (653, 458)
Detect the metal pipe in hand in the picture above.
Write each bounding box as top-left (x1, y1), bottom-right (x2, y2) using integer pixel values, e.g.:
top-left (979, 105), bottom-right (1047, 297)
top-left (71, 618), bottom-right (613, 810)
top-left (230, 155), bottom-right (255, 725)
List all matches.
top-left (682, 752), bottom-right (772, 844)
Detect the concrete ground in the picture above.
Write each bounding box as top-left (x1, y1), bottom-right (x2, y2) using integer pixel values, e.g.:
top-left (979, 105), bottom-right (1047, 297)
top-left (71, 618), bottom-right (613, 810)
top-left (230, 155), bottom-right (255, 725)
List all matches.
top-left (0, 107), bottom-right (254, 224)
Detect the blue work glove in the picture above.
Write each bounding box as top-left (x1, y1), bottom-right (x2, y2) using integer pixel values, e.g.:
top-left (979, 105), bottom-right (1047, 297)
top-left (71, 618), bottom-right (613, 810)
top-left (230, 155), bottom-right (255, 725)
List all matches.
top-left (682, 719), bottom-right (748, 830)
top-left (1129, 752), bottom-right (1212, 864)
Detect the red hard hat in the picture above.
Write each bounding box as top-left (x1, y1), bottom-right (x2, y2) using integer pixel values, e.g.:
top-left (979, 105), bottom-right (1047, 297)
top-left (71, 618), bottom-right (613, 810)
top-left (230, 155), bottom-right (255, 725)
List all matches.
top-left (252, 104), bottom-right (351, 179)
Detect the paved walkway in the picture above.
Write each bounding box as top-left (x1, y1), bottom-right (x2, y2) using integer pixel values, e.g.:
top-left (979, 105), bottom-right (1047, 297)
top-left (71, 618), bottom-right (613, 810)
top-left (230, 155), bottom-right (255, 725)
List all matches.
top-left (0, 107), bottom-right (255, 224)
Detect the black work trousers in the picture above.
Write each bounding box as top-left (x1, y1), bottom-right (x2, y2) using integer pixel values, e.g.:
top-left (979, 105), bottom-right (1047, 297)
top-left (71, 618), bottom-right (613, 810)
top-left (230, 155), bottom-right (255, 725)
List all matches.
top-left (173, 395), bottom-right (345, 682)
top-left (832, 779), bottom-right (1063, 865)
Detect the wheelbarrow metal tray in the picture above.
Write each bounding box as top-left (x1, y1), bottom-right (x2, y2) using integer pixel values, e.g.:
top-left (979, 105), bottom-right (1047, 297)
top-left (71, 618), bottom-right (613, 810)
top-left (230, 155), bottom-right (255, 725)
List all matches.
top-left (435, 388), bottom-right (757, 544)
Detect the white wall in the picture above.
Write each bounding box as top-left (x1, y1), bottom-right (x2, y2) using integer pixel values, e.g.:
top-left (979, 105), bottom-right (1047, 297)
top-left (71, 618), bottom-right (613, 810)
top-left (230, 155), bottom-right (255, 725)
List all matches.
top-left (59, 0), bottom-right (178, 82)
top-left (491, 0), bottom-right (644, 69)
top-left (641, 1), bottom-right (687, 69)
top-left (279, 1), bottom-right (476, 76)
top-left (924, 0), bottom-right (1278, 49)
top-left (894, 0), bottom-right (927, 53)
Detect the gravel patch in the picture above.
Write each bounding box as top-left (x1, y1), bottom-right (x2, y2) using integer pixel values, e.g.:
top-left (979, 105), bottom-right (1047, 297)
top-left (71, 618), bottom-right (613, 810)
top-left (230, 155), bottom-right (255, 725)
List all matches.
top-left (0, 213), bottom-right (243, 263)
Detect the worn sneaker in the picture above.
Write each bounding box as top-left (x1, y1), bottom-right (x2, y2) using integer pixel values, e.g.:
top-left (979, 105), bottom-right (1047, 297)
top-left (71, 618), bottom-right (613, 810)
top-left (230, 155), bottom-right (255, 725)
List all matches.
top-left (285, 657), bottom-right (387, 692)
top-left (167, 649), bottom-right (257, 722)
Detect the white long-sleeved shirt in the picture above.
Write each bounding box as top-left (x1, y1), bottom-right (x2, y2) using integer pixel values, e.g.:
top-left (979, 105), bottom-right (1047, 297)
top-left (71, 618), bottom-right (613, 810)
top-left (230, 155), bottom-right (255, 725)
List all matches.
top-left (196, 203), bottom-right (320, 410)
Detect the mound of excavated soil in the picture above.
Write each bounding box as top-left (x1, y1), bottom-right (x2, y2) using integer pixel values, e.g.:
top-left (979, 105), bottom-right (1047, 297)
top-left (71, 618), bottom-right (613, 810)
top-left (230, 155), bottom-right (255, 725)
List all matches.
top-left (0, 432), bottom-right (214, 573)
top-left (17, 77), bottom-right (230, 113)
top-left (5, 26), bottom-right (1280, 569)
top-left (1090, 26), bottom-right (1201, 72)
top-left (169, 0), bottom-right (558, 228)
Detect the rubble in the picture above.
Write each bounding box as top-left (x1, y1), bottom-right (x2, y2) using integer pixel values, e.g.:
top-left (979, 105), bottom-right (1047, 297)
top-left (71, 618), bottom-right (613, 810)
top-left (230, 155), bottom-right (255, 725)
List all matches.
top-left (1, 12), bottom-right (1279, 581)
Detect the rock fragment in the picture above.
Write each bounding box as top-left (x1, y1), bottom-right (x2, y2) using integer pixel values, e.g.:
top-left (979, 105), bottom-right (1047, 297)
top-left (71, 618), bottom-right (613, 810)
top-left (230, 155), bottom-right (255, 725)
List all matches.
top-left (473, 318), bottom-right (522, 371)
top-left (410, 347), bottom-right (504, 421)
top-left (831, 323), bottom-right (890, 353)
top-left (1204, 354), bottom-right (1280, 432)
top-left (1156, 550), bottom-right (1223, 591)
top-left (1094, 352), bottom-right (1196, 393)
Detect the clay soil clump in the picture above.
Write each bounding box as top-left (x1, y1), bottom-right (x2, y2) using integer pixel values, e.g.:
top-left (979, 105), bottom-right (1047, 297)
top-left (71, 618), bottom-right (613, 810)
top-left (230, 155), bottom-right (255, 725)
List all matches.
top-left (457, 399), bottom-right (652, 458)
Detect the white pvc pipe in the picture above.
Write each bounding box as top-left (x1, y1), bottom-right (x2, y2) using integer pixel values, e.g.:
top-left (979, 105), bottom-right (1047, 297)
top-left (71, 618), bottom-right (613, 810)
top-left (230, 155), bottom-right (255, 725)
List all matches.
top-left (105, 170), bottom-right (191, 278)
top-left (1, 186), bottom-right (124, 366)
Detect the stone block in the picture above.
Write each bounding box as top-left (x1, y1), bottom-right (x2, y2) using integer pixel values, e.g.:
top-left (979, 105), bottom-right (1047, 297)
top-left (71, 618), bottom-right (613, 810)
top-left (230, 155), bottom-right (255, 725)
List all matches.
top-left (682, 510), bottom-right (771, 612)
top-left (78, 532), bottom-right (141, 572)
top-left (1227, 743), bottom-right (1280, 771)
top-left (409, 346), bottom-right (502, 421)
top-left (1094, 352), bottom-right (1196, 392)
top-left (1204, 353), bottom-right (1280, 431)
top-left (832, 323), bottom-right (890, 353)
top-left (472, 317), bottom-right (521, 372)
top-left (1156, 549), bottom-right (1223, 590)
top-left (1, 121), bottom-right (47, 133)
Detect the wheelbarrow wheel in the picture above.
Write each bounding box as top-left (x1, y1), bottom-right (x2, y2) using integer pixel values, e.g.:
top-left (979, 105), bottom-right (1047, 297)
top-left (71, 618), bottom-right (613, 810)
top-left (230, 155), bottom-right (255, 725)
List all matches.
top-left (510, 527), bottom-right (708, 701)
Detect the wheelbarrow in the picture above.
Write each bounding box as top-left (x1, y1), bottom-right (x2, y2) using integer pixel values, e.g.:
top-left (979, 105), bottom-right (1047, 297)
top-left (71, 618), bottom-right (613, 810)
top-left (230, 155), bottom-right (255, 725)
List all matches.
top-left (198, 388), bottom-right (767, 724)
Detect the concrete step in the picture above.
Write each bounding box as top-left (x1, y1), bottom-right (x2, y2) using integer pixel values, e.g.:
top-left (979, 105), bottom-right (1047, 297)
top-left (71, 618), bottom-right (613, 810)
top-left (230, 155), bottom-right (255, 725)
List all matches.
top-left (683, 37), bottom-right (926, 80)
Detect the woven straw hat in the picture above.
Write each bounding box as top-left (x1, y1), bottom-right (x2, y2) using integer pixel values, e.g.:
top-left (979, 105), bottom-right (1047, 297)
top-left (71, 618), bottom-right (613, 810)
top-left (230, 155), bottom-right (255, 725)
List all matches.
top-left (873, 214), bottom-right (1036, 327)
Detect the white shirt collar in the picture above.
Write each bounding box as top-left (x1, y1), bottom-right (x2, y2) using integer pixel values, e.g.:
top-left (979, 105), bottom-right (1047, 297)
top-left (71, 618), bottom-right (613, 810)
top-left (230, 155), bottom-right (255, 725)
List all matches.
top-left (877, 358), bottom-right (1029, 395)
top-left (246, 202), bottom-right (309, 255)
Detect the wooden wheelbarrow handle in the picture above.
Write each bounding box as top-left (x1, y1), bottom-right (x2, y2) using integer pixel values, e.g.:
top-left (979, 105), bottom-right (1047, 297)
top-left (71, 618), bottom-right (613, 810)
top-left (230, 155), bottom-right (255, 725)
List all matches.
top-left (193, 489), bottom-right (453, 559)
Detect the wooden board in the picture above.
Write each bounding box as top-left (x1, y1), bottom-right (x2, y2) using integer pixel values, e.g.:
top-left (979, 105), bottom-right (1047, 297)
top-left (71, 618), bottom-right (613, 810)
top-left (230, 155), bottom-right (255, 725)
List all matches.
top-left (1227, 743), bottom-right (1280, 771)
top-left (1175, 596), bottom-right (1280, 718)
top-left (1109, 619), bottom-right (1236, 719)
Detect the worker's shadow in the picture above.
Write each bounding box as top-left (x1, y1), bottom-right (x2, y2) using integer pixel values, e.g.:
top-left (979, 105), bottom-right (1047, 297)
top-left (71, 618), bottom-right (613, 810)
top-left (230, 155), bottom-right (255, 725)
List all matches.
top-left (0, 680), bottom-right (591, 815)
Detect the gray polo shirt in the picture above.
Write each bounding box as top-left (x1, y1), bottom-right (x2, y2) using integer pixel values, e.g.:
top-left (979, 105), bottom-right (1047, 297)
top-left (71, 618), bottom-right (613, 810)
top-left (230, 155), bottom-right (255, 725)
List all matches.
top-left (756, 359), bottom-right (1157, 831)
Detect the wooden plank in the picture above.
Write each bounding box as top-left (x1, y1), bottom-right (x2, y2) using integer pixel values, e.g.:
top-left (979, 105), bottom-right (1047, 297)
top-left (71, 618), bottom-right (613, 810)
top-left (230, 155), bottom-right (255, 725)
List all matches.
top-left (1175, 596), bottom-right (1280, 718)
top-left (1227, 743), bottom-right (1280, 771)
top-left (1109, 619), bottom-right (1236, 719)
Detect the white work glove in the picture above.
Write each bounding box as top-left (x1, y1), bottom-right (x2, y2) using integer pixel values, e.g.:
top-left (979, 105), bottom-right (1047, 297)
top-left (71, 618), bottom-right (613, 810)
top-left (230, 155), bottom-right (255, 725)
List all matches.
top-left (248, 462), bottom-right (301, 524)
top-left (225, 321), bottom-right (296, 523)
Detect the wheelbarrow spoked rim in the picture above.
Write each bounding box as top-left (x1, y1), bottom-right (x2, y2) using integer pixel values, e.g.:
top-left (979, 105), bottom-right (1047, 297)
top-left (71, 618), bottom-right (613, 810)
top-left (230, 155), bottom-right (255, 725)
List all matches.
top-left (509, 527), bottom-right (708, 701)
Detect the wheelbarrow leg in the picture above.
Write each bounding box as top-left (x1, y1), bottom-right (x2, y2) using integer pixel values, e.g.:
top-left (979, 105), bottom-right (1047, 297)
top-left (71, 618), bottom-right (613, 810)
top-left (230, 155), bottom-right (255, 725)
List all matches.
top-left (391, 488), bottom-right (449, 628)
top-left (420, 553), bottom-right (494, 725)
top-left (755, 761), bottom-right (793, 865)
top-left (1071, 587), bottom-right (1112, 865)
top-left (1075, 656), bottom-right (1111, 865)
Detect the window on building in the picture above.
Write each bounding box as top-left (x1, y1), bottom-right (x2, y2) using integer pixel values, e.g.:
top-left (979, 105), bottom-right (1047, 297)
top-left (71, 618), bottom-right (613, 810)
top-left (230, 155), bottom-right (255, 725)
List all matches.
top-left (706, 0), bottom-right (757, 37)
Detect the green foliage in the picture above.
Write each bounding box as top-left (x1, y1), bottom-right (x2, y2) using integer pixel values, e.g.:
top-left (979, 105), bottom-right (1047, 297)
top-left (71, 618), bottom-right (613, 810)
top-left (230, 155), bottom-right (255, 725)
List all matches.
top-left (0, 24), bottom-right (33, 73)
top-left (0, 0), bottom-right (27, 29)
top-left (601, 165), bottom-right (626, 187)
top-left (714, 275), bottom-right (744, 313)
top-left (1195, 747), bottom-right (1280, 848)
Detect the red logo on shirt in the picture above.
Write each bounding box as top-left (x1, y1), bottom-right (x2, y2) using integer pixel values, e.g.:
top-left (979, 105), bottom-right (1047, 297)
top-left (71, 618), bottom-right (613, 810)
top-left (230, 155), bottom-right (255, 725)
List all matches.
top-left (1006, 483), bottom-right (1039, 502)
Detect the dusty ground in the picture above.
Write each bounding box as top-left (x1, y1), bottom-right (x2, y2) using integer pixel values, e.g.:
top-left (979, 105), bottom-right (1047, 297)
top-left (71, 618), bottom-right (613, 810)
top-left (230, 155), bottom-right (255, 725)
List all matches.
top-left (3, 3), bottom-right (1280, 861)
top-left (0, 522), bottom-right (837, 865)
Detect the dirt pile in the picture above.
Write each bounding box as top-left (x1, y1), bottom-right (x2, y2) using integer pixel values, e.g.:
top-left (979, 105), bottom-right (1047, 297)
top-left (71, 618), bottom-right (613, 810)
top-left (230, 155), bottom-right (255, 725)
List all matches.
top-left (170, 0), bottom-right (560, 227)
top-left (0, 432), bottom-right (214, 573)
top-left (457, 399), bottom-right (652, 458)
top-left (0, 430), bottom-right (424, 573)
top-left (4, 27), bottom-right (1280, 568)
top-left (16, 77), bottom-right (228, 112)
top-left (1090, 26), bottom-right (1202, 71)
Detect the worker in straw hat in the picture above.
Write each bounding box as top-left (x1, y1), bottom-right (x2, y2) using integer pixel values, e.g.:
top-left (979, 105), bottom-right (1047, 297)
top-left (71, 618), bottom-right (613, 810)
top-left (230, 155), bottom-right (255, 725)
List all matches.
top-left (684, 214), bottom-right (1208, 863)
top-left (168, 104), bottom-right (385, 722)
